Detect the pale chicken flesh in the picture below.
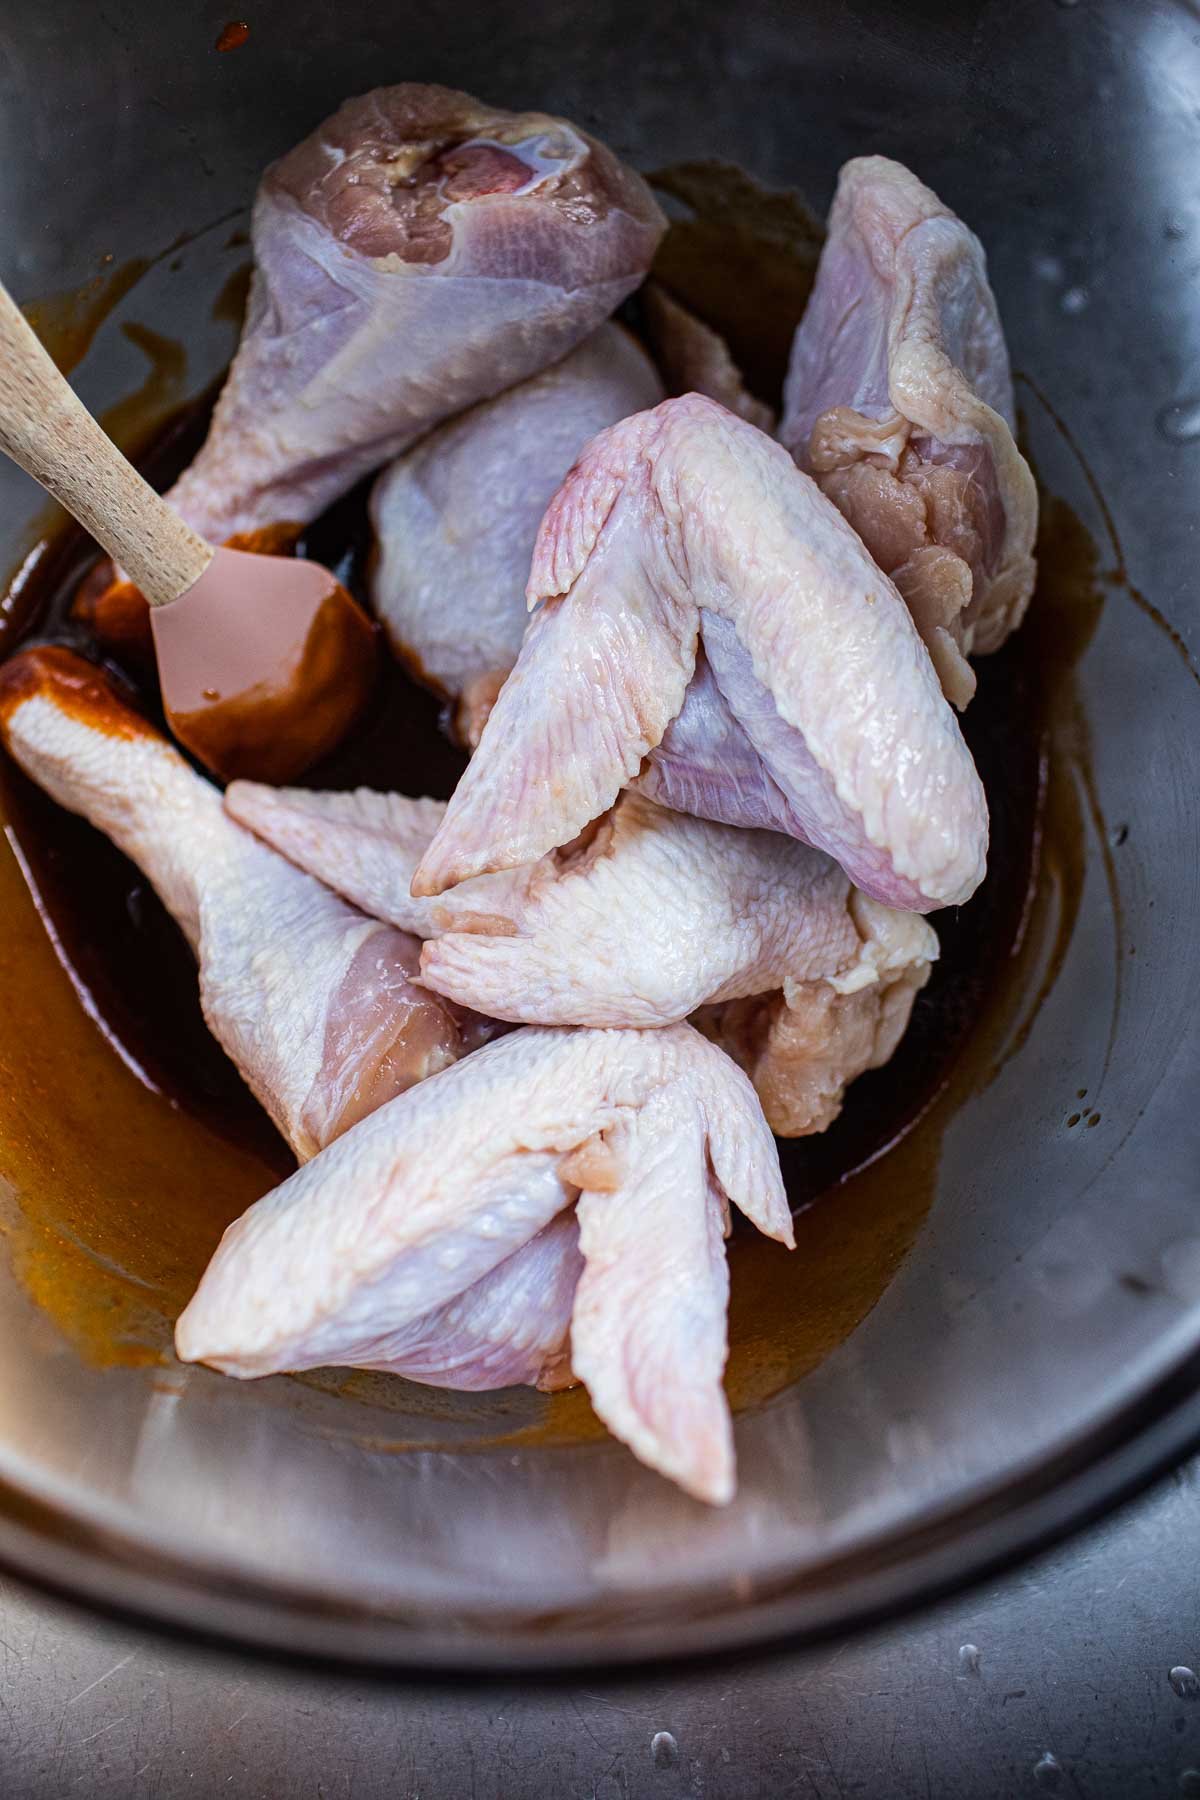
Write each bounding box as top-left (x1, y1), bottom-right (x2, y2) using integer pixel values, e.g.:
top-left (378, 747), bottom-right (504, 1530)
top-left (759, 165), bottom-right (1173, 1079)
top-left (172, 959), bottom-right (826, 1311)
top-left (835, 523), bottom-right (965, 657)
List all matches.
top-left (699, 893), bottom-right (938, 1136)
top-left (369, 323), bottom-right (664, 725)
top-left (226, 780), bottom-right (864, 1029)
top-left (176, 1023), bottom-right (792, 1504)
top-left (0, 648), bottom-right (484, 1162)
top-left (165, 84), bottom-right (666, 544)
top-left (412, 394), bottom-right (989, 913)
top-left (780, 156), bottom-right (1038, 708)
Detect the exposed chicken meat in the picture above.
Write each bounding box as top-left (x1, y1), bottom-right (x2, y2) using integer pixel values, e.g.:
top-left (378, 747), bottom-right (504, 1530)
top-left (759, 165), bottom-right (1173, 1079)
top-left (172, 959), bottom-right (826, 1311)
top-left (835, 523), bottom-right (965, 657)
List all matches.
top-left (699, 893), bottom-right (938, 1135)
top-left (164, 85), bottom-right (666, 545)
top-left (780, 156), bottom-right (1037, 707)
top-left (226, 780), bottom-right (862, 1027)
top-left (369, 323), bottom-right (663, 713)
top-left (176, 1022), bottom-right (792, 1504)
top-left (0, 647), bottom-right (485, 1162)
top-left (412, 394), bottom-right (988, 913)
top-left (641, 282), bottom-right (775, 432)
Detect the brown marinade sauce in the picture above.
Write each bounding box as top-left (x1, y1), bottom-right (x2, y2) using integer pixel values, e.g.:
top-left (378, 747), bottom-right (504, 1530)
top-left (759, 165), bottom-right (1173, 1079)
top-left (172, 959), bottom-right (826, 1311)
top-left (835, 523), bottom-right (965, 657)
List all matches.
top-left (0, 641), bottom-right (151, 737)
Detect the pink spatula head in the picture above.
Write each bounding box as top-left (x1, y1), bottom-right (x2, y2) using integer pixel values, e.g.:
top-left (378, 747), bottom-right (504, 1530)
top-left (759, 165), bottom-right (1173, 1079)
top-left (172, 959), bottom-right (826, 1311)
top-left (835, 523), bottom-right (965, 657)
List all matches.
top-left (150, 550), bottom-right (377, 783)
top-left (0, 276), bottom-right (377, 783)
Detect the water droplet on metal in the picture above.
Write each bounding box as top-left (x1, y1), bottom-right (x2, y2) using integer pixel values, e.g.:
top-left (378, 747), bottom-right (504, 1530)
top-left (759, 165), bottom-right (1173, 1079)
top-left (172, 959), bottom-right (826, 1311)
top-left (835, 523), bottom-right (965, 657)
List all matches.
top-left (1033, 253), bottom-right (1064, 282)
top-left (1060, 286), bottom-right (1089, 315)
top-left (959, 1643), bottom-right (982, 1676)
top-left (1157, 397), bottom-right (1200, 444)
top-left (1170, 1666), bottom-right (1200, 1699)
top-left (651, 1731), bottom-right (679, 1769)
top-left (1034, 1752), bottom-right (1063, 1789)
top-left (1179, 1770), bottom-right (1200, 1796)
top-left (1110, 823), bottom-right (1129, 847)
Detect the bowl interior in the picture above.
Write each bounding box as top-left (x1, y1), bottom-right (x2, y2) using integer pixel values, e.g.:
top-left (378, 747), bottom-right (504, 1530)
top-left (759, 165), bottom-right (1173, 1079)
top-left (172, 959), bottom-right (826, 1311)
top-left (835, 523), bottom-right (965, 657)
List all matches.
top-left (0, 0), bottom-right (1198, 1664)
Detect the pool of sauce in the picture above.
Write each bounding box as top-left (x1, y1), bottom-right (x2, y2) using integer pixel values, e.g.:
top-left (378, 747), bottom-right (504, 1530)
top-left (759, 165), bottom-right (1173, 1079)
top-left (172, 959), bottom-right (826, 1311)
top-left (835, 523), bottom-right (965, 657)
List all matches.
top-left (0, 171), bottom-right (1110, 1450)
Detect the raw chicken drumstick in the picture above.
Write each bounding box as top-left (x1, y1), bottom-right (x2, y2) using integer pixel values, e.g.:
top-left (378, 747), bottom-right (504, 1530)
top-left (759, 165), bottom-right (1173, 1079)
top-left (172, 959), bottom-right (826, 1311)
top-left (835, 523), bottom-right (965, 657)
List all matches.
top-left (0, 651), bottom-right (578, 1395)
top-left (370, 322), bottom-right (664, 743)
top-left (167, 84), bottom-right (666, 547)
top-left (412, 394), bottom-right (989, 913)
top-left (176, 1022), bottom-right (792, 1504)
top-left (780, 156), bottom-right (1038, 708)
top-left (370, 299), bottom-right (769, 745)
top-left (0, 647), bottom-right (487, 1162)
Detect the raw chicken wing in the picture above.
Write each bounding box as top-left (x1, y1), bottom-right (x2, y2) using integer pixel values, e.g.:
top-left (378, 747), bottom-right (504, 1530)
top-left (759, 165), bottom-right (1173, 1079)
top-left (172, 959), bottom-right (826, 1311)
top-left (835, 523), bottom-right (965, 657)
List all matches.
top-left (412, 395), bottom-right (988, 912)
top-left (226, 780), bottom-right (863, 1029)
top-left (780, 157), bottom-right (1037, 707)
top-left (361, 1211), bottom-right (583, 1392)
top-left (176, 1023), bottom-right (792, 1503)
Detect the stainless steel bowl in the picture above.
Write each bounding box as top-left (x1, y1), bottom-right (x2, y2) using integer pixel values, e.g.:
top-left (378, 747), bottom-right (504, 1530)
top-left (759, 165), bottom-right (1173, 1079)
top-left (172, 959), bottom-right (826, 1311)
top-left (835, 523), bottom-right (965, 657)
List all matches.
top-left (0, 0), bottom-right (1198, 1668)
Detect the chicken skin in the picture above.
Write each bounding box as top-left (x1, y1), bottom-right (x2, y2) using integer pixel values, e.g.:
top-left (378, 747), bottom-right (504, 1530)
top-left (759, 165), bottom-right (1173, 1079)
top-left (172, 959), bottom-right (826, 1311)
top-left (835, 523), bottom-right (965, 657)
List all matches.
top-left (227, 781), bottom-right (863, 1028)
top-left (781, 157), bottom-right (1037, 707)
top-left (177, 1022), bottom-right (792, 1504)
top-left (369, 323), bottom-right (663, 727)
top-left (167, 85), bottom-right (666, 544)
top-left (0, 647), bottom-right (484, 1161)
top-left (413, 395), bottom-right (988, 913)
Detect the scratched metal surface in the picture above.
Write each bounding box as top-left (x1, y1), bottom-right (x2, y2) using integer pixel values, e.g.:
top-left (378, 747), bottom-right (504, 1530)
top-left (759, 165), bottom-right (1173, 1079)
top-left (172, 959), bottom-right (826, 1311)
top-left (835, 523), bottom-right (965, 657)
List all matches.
top-left (1, 1460), bottom-right (1198, 1797)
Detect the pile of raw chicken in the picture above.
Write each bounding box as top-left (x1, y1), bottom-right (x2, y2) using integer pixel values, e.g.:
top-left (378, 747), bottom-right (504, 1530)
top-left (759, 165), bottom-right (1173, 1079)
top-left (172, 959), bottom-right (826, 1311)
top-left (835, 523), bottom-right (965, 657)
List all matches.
top-left (0, 85), bottom-right (1036, 1504)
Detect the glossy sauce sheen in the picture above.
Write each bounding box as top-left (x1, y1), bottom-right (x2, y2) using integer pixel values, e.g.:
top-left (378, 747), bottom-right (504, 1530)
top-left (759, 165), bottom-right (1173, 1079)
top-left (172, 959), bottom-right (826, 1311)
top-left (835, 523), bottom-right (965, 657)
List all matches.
top-left (0, 642), bottom-right (150, 737)
top-left (0, 174), bottom-right (1104, 1445)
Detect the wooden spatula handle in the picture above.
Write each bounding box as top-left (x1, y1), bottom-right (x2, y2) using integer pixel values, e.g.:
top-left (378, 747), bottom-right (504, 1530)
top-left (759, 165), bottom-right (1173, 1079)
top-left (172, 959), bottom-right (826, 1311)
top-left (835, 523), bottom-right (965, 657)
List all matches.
top-left (0, 278), bottom-right (212, 606)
